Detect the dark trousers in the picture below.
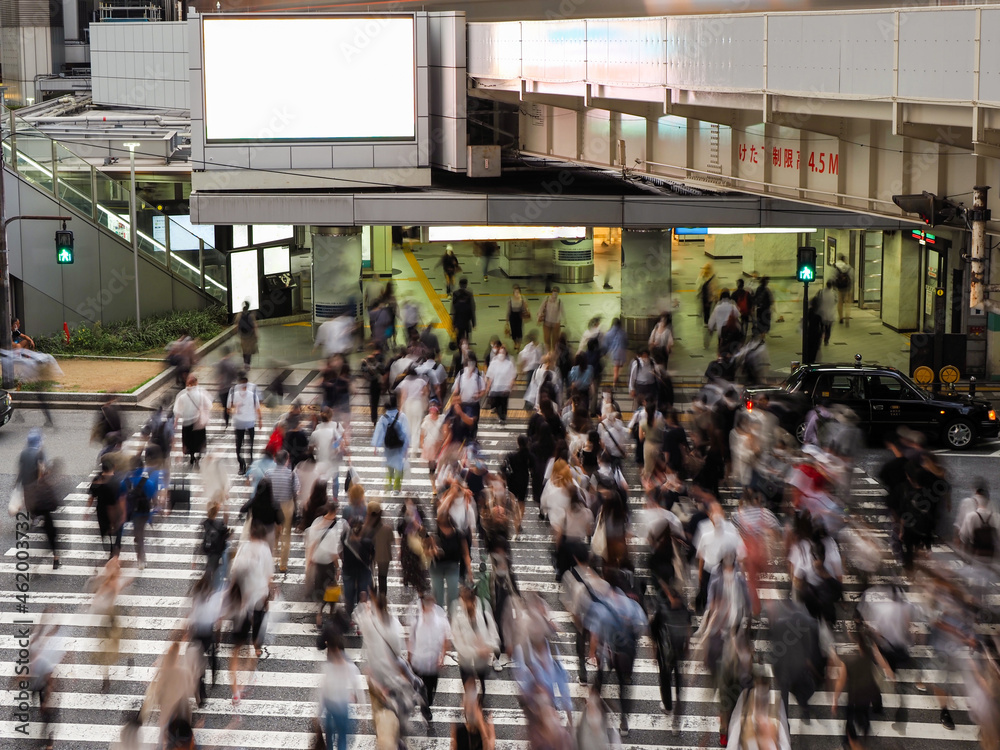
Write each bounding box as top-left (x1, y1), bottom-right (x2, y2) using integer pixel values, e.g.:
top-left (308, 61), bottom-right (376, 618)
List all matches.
top-left (575, 628), bottom-right (590, 681)
top-left (596, 650), bottom-right (634, 723)
top-left (415, 671), bottom-right (439, 718)
top-left (194, 631), bottom-right (217, 702)
top-left (37, 510), bottom-right (58, 557)
top-left (657, 652), bottom-right (683, 709)
top-left (459, 666), bottom-right (489, 704)
top-left (491, 394), bottom-right (509, 423)
top-left (367, 382), bottom-right (381, 424)
top-left (235, 427), bottom-right (255, 472)
top-left (455, 323), bottom-right (471, 344)
top-left (462, 401), bottom-right (481, 438)
top-left (375, 563), bottom-right (389, 599)
top-left (219, 391), bottom-right (230, 427)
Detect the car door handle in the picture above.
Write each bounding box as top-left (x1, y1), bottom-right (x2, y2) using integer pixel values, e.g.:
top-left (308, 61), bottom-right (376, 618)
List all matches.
top-left (873, 405), bottom-right (884, 410)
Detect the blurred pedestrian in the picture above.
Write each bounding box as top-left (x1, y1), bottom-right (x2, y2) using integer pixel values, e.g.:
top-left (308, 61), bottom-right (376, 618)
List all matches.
top-left (236, 300), bottom-right (259, 367)
top-left (173, 375), bottom-right (212, 466)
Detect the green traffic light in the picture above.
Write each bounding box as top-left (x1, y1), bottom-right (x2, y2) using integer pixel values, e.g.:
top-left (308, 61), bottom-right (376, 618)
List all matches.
top-left (55, 229), bottom-right (74, 264)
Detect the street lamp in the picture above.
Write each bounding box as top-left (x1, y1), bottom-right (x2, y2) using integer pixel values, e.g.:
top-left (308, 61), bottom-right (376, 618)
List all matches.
top-left (123, 142), bottom-right (141, 330)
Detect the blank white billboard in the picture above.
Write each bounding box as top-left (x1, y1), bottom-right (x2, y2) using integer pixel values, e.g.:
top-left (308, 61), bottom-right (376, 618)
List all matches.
top-left (202, 15), bottom-right (416, 142)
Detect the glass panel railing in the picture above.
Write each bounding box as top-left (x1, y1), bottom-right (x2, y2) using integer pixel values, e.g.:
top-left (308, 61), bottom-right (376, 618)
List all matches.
top-left (2, 105), bottom-right (228, 301)
top-left (13, 119), bottom-right (54, 192)
top-left (163, 217), bottom-right (202, 286)
top-left (202, 246), bottom-right (228, 302)
top-left (54, 142), bottom-right (93, 217)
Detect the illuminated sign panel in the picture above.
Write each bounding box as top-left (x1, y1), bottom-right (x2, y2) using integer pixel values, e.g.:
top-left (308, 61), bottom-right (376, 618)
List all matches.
top-left (202, 16), bottom-right (416, 142)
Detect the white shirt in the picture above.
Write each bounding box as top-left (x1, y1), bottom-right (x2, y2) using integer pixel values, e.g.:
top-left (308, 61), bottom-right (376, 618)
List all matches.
top-left (173, 386), bottom-right (212, 428)
top-left (230, 539), bottom-right (273, 610)
top-left (309, 421), bottom-right (344, 468)
top-left (959, 505), bottom-right (999, 546)
top-left (485, 356), bottom-right (517, 393)
top-left (319, 658), bottom-right (365, 706)
top-left (518, 342), bottom-right (543, 373)
top-left (453, 367), bottom-right (485, 403)
top-left (408, 603), bottom-right (452, 674)
top-left (228, 383), bottom-right (260, 429)
top-left (308, 516), bottom-right (348, 565)
top-left (395, 375), bottom-right (428, 406)
top-left (641, 506), bottom-right (683, 545)
top-left (315, 317), bottom-right (354, 357)
top-left (694, 518), bottom-right (746, 573)
top-left (707, 299), bottom-right (740, 333)
top-left (450, 599), bottom-right (500, 671)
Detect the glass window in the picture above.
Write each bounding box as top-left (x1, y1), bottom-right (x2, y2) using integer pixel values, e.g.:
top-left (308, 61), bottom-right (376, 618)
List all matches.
top-left (866, 374), bottom-right (920, 400)
top-left (814, 373), bottom-right (864, 400)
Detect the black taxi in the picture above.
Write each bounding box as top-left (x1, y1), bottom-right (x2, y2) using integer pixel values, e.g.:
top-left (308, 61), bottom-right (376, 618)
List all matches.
top-left (745, 360), bottom-right (999, 449)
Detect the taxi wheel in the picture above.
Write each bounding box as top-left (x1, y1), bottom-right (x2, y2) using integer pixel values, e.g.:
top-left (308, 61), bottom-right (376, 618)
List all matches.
top-left (943, 419), bottom-right (975, 450)
top-left (794, 421), bottom-right (807, 444)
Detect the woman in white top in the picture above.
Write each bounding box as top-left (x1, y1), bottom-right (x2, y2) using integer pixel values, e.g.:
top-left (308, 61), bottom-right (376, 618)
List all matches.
top-left (227, 520), bottom-right (273, 703)
top-left (540, 460), bottom-right (574, 527)
top-left (485, 346), bottom-right (517, 426)
top-left (450, 585), bottom-right (501, 703)
top-left (317, 624), bottom-right (365, 750)
top-left (396, 367), bottom-right (429, 454)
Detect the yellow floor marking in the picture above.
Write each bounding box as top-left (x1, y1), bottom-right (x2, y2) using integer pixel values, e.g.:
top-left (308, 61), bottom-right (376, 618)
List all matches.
top-left (404, 248), bottom-right (453, 335)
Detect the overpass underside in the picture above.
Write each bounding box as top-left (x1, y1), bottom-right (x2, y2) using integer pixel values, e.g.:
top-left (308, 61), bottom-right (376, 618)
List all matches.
top-left (468, 8), bottom-right (1000, 232)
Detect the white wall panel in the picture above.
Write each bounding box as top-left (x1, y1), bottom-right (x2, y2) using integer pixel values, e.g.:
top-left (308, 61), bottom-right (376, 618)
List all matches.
top-left (586, 18), bottom-right (666, 87)
top-left (768, 13), bottom-right (893, 97)
top-left (467, 22), bottom-right (520, 80)
top-left (666, 15), bottom-right (764, 91)
top-left (522, 20), bottom-right (587, 83)
top-left (90, 22), bottom-right (189, 110)
top-left (979, 9), bottom-right (1000, 104)
top-left (898, 9), bottom-right (975, 101)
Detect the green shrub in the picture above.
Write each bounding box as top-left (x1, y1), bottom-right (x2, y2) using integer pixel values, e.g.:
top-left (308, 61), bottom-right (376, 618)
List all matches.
top-left (35, 306), bottom-right (229, 356)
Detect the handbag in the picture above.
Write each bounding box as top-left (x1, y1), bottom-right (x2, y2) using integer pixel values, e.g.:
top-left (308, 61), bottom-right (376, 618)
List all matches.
top-left (521, 304), bottom-right (531, 320)
top-left (591, 512), bottom-right (608, 560)
top-left (8, 484), bottom-right (24, 516)
top-left (323, 585), bottom-right (342, 603)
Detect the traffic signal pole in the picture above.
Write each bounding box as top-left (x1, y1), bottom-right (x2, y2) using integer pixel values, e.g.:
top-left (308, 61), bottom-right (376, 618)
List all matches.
top-left (802, 280), bottom-right (811, 364)
top-left (0, 168), bottom-right (72, 388)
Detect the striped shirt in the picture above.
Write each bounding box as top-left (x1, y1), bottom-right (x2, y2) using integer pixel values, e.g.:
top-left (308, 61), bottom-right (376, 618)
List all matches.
top-left (267, 464), bottom-right (300, 504)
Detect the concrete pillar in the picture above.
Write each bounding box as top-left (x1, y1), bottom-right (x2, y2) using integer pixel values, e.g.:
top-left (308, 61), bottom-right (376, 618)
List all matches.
top-left (310, 226), bottom-right (362, 326)
top-left (621, 229), bottom-right (672, 345)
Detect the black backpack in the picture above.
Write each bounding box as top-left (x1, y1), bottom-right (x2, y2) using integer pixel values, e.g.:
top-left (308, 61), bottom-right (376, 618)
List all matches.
top-left (834, 268), bottom-right (851, 290)
top-left (127, 475), bottom-right (151, 517)
top-left (238, 312), bottom-right (255, 335)
top-left (202, 518), bottom-right (229, 556)
top-left (971, 511), bottom-right (997, 556)
top-left (383, 411), bottom-right (404, 449)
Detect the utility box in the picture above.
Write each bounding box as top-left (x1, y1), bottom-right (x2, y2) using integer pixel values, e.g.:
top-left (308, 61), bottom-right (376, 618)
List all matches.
top-left (467, 145), bottom-right (501, 178)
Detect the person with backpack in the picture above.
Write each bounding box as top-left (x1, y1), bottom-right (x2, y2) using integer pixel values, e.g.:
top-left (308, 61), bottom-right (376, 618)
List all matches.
top-left (236, 300), bottom-right (259, 368)
top-left (582, 577), bottom-right (647, 737)
top-left (451, 278), bottom-right (477, 343)
top-left (708, 290), bottom-right (743, 356)
top-left (173, 375), bottom-right (212, 467)
top-left (959, 490), bottom-right (998, 559)
top-left (340, 517), bottom-right (375, 623)
top-left (439, 245), bottom-right (462, 295)
top-left (229, 372), bottom-right (262, 475)
top-left (650, 581), bottom-right (691, 712)
top-left (752, 276), bottom-right (774, 338)
top-left (201, 499), bottom-right (231, 584)
top-left (833, 254), bottom-right (854, 325)
top-left (730, 278), bottom-right (753, 337)
top-left (124, 454), bottom-right (159, 571)
top-left (372, 394), bottom-right (410, 493)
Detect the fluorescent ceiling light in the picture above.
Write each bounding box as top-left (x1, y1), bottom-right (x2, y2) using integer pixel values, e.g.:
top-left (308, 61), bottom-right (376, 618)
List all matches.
top-left (428, 226), bottom-right (587, 242)
top-left (676, 227), bottom-right (817, 236)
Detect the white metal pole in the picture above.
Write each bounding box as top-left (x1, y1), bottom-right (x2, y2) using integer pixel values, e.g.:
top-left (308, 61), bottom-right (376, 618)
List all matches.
top-left (125, 143), bottom-right (141, 330)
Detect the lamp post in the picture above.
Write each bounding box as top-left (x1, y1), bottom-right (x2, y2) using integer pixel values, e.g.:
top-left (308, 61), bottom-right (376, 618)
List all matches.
top-left (0, 85), bottom-right (11, 388)
top-left (124, 142), bottom-right (141, 330)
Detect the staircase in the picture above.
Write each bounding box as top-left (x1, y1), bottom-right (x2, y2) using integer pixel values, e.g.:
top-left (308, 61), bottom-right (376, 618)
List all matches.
top-left (0, 106), bottom-right (227, 309)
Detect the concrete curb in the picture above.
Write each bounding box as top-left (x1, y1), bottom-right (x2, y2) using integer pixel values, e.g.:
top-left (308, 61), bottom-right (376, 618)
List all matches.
top-left (13, 326), bottom-right (236, 411)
